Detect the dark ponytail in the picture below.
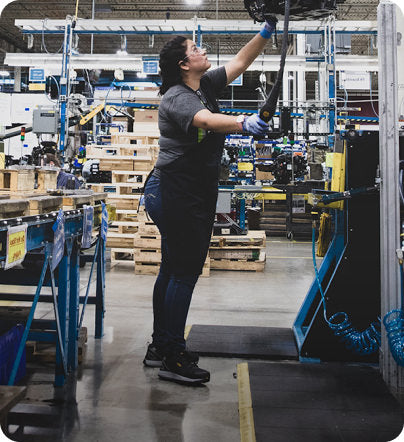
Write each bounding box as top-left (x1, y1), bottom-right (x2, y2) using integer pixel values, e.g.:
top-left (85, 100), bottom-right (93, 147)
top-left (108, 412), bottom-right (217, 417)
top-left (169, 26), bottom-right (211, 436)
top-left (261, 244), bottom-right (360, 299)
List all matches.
top-left (159, 36), bottom-right (187, 95)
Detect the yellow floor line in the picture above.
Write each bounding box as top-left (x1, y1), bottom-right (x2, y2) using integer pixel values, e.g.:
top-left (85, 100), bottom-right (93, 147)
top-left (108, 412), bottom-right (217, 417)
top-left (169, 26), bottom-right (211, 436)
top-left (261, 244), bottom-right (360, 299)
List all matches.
top-left (184, 325), bottom-right (192, 340)
top-left (237, 362), bottom-right (256, 442)
top-left (0, 300), bottom-right (17, 306)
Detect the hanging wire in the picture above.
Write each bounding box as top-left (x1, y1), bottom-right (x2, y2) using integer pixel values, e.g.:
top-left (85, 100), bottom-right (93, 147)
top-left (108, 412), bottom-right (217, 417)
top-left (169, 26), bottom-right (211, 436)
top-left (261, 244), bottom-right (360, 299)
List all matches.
top-left (41, 18), bottom-right (64, 54)
top-left (369, 73), bottom-right (379, 117)
top-left (312, 226), bottom-right (381, 356)
top-left (74, 0), bottom-right (80, 22)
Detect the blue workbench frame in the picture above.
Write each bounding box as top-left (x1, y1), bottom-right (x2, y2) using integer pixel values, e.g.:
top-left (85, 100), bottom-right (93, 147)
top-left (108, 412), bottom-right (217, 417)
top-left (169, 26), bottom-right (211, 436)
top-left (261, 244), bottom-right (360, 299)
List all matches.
top-left (0, 210), bottom-right (106, 387)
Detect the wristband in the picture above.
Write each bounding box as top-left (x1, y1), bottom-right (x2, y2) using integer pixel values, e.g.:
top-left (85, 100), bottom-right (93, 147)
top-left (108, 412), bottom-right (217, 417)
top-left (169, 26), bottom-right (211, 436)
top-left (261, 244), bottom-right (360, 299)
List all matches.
top-left (260, 22), bottom-right (274, 39)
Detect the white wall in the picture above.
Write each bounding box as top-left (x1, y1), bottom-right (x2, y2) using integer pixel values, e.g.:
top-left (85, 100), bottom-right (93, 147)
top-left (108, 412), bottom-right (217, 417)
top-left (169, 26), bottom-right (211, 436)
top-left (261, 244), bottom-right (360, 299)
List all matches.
top-left (0, 93), bottom-right (57, 158)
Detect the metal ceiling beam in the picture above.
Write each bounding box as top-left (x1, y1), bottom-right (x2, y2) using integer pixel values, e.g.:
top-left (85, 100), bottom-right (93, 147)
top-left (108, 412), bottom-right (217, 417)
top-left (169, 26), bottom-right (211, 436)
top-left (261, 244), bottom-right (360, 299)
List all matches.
top-left (14, 19), bottom-right (377, 35)
top-left (4, 52), bottom-right (378, 73)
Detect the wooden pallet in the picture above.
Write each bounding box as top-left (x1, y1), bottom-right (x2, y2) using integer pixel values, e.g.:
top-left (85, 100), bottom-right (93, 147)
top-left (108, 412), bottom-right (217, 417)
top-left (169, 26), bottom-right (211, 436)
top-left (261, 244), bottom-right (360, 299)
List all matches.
top-left (0, 168), bottom-right (35, 192)
top-left (210, 251), bottom-right (266, 272)
top-left (137, 223), bottom-right (160, 236)
top-left (137, 206), bottom-right (154, 223)
top-left (90, 182), bottom-right (144, 194)
top-left (210, 230), bottom-right (266, 248)
top-left (112, 170), bottom-right (150, 184)
top-left (106, 232), bottom-right (135, 248)
top-left (99, 157), bottom-right (155, 172)
top-left (28, 196), bottom-right (63, 215)
top-left (62, 194), bottom-right (93, 210)
top-left (0, 199), bottom-right (29, 219)
top-left (134, 233), bottom-right (161, 249)
top-left (201, 257), bottom-right (210, 278)
top-left (111, 248), bottom-right (135, 266)
top-left (134, 248), bottom-right (161, 263)
top-left (26, 327), bottom-right (87, 364)
top-left (111, 133), bottom-right (159, 145)
top-left (86, 144), bottom-right (158, 158)
top-left (116, 209), bottom-right (138, 223)
top-left (36, 168), bottom-right (58, 191)
top-left (110, 220), bottom-right (139, 234)
top-left (134, 261), bottom-right (160, 275)
top-left (107, 194), bottom-right (140, 211)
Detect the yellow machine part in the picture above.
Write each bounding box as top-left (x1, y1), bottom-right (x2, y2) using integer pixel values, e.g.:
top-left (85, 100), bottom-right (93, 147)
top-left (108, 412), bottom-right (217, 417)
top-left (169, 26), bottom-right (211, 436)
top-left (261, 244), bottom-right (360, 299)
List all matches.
top-left (79, 103), bottom-right (107, 125)
top-left (238, 162), bottom-right (254, 171)
top-left (308, 143), bottom-right (346, 209)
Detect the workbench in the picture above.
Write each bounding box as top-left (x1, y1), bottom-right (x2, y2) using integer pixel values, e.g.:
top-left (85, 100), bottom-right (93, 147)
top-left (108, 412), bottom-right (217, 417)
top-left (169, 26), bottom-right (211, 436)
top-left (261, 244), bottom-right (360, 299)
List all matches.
top-left (0, 204), bottom-right (107, 387)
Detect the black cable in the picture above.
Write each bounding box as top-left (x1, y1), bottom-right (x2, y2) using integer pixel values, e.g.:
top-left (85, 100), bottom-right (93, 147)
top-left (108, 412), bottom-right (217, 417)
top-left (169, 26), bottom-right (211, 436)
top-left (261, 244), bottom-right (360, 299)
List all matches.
top-left (259, 0), bottom-right (290, 123)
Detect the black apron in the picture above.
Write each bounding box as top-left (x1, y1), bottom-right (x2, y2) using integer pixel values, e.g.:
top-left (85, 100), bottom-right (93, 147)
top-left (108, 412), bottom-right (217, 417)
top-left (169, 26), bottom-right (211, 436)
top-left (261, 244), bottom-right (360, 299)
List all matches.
top-left (159, 87), bottom-right (225, 276)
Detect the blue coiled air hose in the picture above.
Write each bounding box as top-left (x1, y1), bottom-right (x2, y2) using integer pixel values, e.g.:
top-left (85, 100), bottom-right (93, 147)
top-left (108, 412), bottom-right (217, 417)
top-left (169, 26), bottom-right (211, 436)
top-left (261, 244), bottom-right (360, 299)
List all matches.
top-left (383, 261), bottom-right (404, 366)
top-left (312, 226), bottom-right (381, 356)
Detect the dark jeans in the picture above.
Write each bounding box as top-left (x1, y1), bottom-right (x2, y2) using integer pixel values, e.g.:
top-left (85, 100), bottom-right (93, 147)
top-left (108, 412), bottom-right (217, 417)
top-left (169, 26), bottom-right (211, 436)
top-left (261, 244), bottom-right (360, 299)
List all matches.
top-left (144, 174), bottom-right (199, 355)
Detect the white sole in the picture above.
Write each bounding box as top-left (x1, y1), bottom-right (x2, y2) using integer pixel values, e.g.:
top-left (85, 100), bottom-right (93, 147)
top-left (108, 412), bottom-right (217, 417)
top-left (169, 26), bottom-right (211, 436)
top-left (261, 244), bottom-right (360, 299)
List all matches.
top-left (143, 359), bottom-right (163, 368)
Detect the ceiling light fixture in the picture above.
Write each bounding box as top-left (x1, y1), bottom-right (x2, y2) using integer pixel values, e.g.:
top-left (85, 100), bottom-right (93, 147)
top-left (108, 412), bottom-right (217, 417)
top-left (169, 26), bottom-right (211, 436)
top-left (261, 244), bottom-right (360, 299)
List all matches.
top-left (186, 0), bottom-right (202, 5)
top-left (0, 71), bottom-right (10, 76)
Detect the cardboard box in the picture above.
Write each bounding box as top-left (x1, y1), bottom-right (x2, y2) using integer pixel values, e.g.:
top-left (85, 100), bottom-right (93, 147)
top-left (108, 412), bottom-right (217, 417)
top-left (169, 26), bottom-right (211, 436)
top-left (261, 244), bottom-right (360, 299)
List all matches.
top-left (135, 110), bottom-right (158, 123)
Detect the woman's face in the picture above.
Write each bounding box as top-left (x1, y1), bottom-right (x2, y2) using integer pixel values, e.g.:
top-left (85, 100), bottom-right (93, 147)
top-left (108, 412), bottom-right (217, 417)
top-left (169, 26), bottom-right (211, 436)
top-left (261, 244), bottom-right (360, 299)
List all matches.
top-left (181, 39), bottom-right (211, 73)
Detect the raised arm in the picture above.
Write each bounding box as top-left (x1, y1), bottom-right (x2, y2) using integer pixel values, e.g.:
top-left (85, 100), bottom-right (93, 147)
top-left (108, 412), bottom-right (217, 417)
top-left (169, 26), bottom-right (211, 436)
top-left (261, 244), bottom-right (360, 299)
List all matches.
top-left (224, 21), bottom-right (276, 85)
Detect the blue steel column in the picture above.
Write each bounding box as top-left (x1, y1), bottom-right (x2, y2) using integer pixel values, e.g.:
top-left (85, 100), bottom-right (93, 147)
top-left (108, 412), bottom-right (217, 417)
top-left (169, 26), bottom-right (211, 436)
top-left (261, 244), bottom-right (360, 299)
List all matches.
top-left (197, 24), bottom-right (201, 47)
top-left (59, 21), bottom-right (72, 158)
top-left (55, 239), bottom-right (71, 387)
top-left (95, 236), bottom-right (106, 338)
top-left (68, 239), bottom-right (80, 371)
top-left (239, 198), bottom-right (246, 230)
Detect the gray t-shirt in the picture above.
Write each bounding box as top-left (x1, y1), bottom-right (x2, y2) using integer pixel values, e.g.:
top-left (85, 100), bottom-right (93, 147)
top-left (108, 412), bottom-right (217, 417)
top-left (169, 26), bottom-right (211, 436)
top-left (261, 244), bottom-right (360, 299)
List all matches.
top-left (155, 66), bottom-right (227, 169)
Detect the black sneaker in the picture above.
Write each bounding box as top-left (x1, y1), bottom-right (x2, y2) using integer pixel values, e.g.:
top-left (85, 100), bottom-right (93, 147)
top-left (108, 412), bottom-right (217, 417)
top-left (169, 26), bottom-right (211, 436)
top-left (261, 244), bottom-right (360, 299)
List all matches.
top-left (143, 344), bottom-right (165, 367)
top-left (158, 352), bottom-right (210, 385)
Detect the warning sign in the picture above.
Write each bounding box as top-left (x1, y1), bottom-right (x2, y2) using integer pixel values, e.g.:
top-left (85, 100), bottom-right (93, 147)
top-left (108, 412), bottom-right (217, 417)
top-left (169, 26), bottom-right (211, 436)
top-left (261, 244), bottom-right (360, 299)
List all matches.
top-left (5, 224), bottom-right (27, 269)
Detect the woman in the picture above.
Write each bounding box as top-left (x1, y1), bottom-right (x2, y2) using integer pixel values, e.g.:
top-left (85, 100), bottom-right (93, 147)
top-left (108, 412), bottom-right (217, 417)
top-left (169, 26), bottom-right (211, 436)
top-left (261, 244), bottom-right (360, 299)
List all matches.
top-left (143, 20), bottom-right (276, 385)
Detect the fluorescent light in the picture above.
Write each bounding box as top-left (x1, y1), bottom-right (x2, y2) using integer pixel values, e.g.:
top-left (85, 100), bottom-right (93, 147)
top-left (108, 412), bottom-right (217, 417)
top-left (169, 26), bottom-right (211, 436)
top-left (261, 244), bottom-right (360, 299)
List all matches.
top-left (0, 71), bottom-right (10, 76)
top-left (186, 0), bottom-right (202, 4)
top-left (116, 50), bottom-right (128, 55)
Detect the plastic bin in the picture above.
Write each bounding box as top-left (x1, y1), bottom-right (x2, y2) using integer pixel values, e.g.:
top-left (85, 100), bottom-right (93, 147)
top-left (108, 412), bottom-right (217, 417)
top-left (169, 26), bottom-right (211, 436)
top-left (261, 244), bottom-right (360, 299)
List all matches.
top-left (0, 323), bottom-right (26, 385)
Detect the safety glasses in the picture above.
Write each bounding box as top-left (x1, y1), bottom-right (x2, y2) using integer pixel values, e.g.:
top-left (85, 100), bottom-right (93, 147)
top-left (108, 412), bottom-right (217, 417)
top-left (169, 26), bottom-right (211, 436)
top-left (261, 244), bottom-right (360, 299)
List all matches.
top-left (179, 44), bottom-right (208, 64)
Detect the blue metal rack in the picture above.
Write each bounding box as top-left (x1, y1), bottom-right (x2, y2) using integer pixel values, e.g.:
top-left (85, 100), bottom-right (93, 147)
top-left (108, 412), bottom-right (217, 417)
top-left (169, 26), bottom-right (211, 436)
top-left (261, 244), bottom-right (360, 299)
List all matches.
top-left (0, 208), bottom-right (106, 387)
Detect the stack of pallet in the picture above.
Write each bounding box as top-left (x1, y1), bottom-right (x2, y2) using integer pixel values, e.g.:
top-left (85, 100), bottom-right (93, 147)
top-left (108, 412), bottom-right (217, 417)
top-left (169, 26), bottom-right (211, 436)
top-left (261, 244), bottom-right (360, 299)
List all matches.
top-left (0, 167), bottom-right (58, 193)
top-left (86, 132), bottom-right (159, 267)
top-left (133, 206), bottom-right (210, 277)
top-left (133, 205), bottom-right (162, 274)
top-left (0, 167), bottom-right (63, 218)
top-left (209, 230), bottom-right (267, 272)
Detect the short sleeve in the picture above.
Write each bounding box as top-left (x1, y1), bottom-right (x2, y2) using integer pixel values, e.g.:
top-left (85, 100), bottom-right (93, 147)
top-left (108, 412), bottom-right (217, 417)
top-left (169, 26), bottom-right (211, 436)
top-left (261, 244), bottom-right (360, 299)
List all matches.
top-left (166, 90), bottom-right (206, 134)
top-left (203, 66), bottom-right (227, 96)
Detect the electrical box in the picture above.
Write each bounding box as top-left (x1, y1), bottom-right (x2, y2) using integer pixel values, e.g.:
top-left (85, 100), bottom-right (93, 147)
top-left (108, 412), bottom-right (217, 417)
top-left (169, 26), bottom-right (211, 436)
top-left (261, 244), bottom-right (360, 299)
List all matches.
top-left (32, 107), bottom-right (59, 134)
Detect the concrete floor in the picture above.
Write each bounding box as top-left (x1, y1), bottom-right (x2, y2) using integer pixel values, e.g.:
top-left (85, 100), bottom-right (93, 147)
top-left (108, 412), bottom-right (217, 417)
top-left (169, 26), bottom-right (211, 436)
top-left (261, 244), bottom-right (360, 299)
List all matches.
top-left (6, 238), bottom-right (316, 442)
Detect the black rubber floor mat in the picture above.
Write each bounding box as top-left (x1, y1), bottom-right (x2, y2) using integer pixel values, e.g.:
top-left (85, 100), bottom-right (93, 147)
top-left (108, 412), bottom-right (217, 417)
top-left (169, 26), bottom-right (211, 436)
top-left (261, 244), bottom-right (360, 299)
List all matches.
top-left (248, 361), bottom-right (404, 442)
top-left (186, 325), bottom-right (298, 360)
